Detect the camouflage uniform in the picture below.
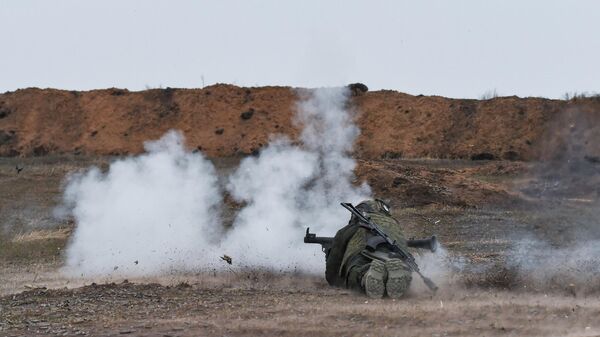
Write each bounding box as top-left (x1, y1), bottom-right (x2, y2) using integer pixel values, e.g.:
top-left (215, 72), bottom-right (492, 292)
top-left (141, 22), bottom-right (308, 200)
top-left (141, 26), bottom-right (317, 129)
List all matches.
top-left (325, 200), bottom-right (412, 298)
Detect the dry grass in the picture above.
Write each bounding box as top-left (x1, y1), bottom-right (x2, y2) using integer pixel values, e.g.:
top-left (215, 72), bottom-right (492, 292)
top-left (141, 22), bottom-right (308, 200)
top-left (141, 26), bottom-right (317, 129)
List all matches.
top-left (11, 227), bottom-right (72, 243)
top-left (0, 228), bottom-right (69, 263)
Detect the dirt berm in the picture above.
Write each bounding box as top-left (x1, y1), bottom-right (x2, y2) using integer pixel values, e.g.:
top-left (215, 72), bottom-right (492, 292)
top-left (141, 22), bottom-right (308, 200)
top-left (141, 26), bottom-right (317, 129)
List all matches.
top-left (1, 84), bottom-right (599, 160)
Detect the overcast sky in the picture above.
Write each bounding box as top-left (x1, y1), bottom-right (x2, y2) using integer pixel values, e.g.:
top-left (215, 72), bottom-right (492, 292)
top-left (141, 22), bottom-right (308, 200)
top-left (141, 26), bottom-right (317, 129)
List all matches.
top-left (1, 1), bottom-right (598, 98)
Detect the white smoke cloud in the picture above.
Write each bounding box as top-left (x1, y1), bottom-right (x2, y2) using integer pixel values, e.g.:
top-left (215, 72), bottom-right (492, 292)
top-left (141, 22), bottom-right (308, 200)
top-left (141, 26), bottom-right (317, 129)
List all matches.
top-left (62, 131), bottom-right (222, 276)
top-left (61, 87), bottom-right (370, 276)
top-left (222, 87), bottom-right (370, 270)
top-left (411, 245), bottom-right (466, 294)
top-left (222, 140), bottom-right (320, 269)
top-left (295, 88), bottom-right (370, 233)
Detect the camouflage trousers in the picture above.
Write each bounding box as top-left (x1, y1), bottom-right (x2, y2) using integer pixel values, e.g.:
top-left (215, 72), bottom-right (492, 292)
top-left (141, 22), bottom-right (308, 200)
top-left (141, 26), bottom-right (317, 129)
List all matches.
top-left (345, 251), bottom-right (412, 295)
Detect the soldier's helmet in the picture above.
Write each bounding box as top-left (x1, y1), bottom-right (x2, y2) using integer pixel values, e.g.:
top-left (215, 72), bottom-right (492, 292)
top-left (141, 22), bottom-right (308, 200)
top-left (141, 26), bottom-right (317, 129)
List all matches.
top-left (355, 199), bottom-right (391, 215)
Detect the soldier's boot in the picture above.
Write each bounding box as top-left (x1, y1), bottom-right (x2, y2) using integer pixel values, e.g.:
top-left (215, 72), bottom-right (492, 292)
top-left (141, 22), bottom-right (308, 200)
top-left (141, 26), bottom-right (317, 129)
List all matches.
top-left (362, 259), bottom-right (386, 299)
top-left (385, 259), bottom-right (412, 299)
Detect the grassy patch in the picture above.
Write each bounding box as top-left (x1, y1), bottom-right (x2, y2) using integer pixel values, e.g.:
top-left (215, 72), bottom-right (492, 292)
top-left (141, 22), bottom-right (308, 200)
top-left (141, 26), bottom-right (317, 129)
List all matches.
top-left (0, 231), bottom-right (67, 263)
top-left (12, 227), bottom-right (71, 243)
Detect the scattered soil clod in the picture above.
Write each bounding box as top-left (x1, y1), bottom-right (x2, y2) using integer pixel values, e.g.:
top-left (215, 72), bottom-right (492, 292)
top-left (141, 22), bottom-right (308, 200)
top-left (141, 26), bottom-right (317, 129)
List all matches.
top-left (240, 109), bottom-right (255, 120)
top-left (584, 155), bottom-right (600, 164)
top-left (382, 151), bottom-right (402, 159)
top-left (471, 152), bottom-right (496, 161)
top-left (503, 151), bottom-right (520, 161)
top-left (0, 106), bottom-right (11, 119)
top-left (32, 145), bottom-right (49, 156)
top-left (0, 130), bottom-right (16, 145)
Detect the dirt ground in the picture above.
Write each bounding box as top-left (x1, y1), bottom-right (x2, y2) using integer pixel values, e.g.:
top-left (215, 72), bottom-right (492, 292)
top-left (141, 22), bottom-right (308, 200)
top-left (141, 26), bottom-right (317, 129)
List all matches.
top-left (1, 156), bottom-right (600, 336)
top-left (2, 274), bottom-right (600, 337)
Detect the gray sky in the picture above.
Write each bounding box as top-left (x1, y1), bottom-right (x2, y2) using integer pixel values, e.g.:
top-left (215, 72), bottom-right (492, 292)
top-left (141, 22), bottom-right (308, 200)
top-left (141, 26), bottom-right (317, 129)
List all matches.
top-left (1, 0), bottom-right (598, 98)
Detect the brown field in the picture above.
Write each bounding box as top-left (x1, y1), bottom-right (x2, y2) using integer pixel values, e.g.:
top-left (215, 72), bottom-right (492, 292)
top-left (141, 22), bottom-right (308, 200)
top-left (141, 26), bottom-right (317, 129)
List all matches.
top-left (2, 155), bottom-right (600, 337)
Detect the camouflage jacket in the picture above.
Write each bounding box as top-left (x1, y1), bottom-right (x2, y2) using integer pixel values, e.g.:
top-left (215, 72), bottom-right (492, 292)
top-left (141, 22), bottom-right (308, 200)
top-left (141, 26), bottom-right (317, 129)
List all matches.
top-left (325, 200), bottom-right (408, 287)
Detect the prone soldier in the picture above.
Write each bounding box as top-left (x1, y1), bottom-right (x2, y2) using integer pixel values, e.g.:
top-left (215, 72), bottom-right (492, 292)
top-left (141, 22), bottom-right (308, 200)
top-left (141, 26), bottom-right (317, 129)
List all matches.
top-left (305, 199), bottom-right (437, 299)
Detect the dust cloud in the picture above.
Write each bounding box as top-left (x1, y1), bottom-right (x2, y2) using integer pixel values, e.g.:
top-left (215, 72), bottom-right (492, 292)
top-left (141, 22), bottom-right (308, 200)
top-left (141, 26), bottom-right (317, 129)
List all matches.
top-left (223, 88), bottom-right (370, 270)
top-left (61, 131), bottom-right (223, 276)
top-left (510, 107), bottom-right (600, 291)
top-left (509, 239), bottom-right (600, 292)
top-left (412, 245), bottom-right (465, 294)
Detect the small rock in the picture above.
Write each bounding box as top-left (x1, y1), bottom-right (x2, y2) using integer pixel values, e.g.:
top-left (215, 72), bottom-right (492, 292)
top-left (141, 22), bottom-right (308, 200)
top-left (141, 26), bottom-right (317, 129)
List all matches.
top-left (471, 152), bottom-right (496, 161)
top-left (0, 130), bottom-right (16, 145)
top-left (0, 106), bottom-right (11, 119)
top-left (240, 109), bottom-right (254, 120)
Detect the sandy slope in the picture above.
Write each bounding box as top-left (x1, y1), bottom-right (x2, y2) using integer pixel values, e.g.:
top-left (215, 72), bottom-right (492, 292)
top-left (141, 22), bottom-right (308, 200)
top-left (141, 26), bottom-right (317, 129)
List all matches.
top-left (2, 85), bottom-right (600, 160)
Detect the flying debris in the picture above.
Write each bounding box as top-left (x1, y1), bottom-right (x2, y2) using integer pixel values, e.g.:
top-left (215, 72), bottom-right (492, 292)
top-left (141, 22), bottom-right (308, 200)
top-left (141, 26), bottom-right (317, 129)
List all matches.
top-left (220, 255), bottom-right (232, 265)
